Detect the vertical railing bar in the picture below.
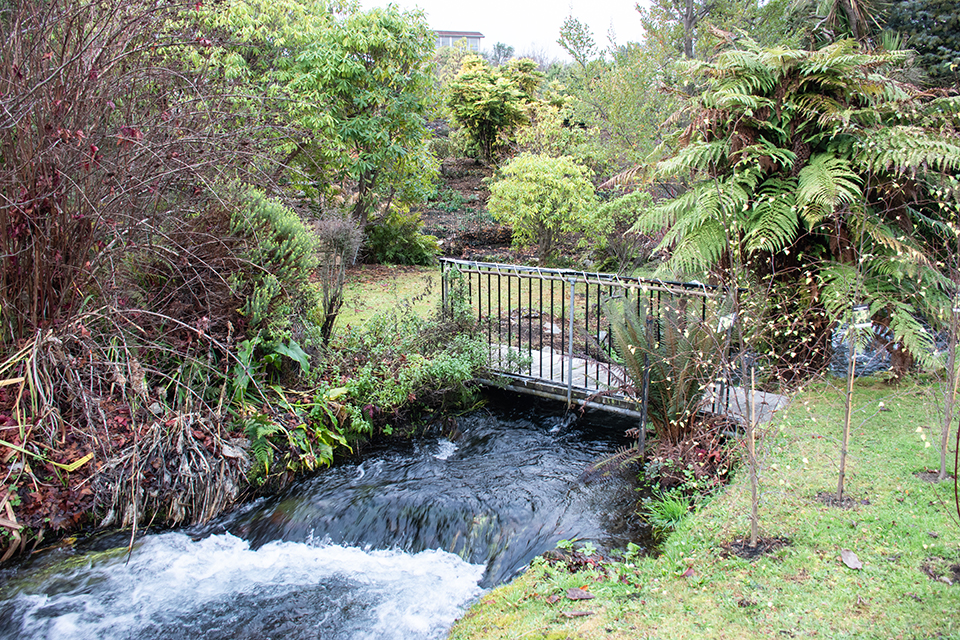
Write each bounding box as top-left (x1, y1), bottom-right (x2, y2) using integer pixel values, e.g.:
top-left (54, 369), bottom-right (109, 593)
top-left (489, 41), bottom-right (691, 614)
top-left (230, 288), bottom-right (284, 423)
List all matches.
top-left (507, 271), bottom-right (512, 363)
top-left (471, 270), bottom-right (476, 322)
top-left (560, 278), bottom-right (566, 385)
top-left (486, 271), bottom-right (491, 369)
top-left (466, 265), bottom-right (472, 318)
top-left (567, 278), bottom-right (576, 407)
top-left (441, 260), bottom-right (447, 318)
top-left (584, 280), bottom-right (590, 390)
top-left (607, 283), bottom-right (613, 388)
top-left (551, 277), bottom-right (556, 384)
top-left (527, 277), bottom-right (532, 375)
top-left (591, 282), bottom-right (597, 391)
top-left (656, 290), bottom-right (662, 346)
top-left (539, 276), bottom-right (544, 379)
top-left (497, 272), bottom-right (502, 370)
top-left (517, 274), bottom-right (522, 359)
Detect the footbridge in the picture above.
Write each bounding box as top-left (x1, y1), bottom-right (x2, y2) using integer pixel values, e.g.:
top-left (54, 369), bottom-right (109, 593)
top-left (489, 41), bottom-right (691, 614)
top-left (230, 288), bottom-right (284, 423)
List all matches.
top-left (440, 258), bottom-right (788, 425)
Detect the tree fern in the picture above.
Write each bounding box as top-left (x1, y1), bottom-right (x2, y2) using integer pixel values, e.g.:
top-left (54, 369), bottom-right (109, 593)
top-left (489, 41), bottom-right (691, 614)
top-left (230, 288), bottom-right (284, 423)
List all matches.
top-left (628, 36), bottom-right (960, 376)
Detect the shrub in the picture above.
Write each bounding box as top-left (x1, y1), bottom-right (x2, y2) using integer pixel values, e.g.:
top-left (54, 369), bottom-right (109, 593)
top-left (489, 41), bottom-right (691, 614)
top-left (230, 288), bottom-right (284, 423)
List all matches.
top-left (595, 190), bottom-right (660, 274)
top-left (321, 298), bottom-right (486, 436)
top-left (446, 56), bottom-right (541, 163)
top-left (605, 294), bottom-right (726, 444)
top-left (314, 214), bottom-right (363, 342)
top-left (363, 208), bottom-right (440, 265)
top-left (230, 184), bottom-right (322, 339)
top-left (487, 153), bottom-right (600, 264)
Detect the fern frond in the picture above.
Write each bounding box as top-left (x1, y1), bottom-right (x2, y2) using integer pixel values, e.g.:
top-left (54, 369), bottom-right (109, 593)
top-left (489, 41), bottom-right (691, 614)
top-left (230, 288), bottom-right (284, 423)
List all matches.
top-left (657, 218), bottom-right (728, 275)
top-left (799, 40), bottom-right (872, 76)
top-left (656, 140), bottom-right (730, 178)
top-left (757, 47), bottom-right (807, 75)
top-left (818, 262), bottom-right (860, 325)
top-left (735, 139), bottom-right (797, 170)
top-left (705, 91), bottom-right (775, 113)
top-left (598, 164), bottom-right (647, 190)
top-left (793, 92), bottom-right (846, 120)
top-left (919, 96), bottom-right (960, 129)
top-left (886, 300), bottom-right (941, 369)
top-left (854, 126), bottom-right (960, 175)
top-left (797, 154), bottom-right (862, 226)
top-left (857, 211), bottom-right (932, 269)
top-left (745, 177), bottom-right (799, 254)
top-left (583, 444), bottom-right (643, 481)
top-left (633, 185), bottom-right (704, 234)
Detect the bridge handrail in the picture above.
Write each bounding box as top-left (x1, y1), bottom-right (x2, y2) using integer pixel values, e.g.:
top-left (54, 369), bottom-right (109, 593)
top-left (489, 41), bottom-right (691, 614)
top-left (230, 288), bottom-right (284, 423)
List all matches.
top-left (440, 257), bottom-right (731, 298)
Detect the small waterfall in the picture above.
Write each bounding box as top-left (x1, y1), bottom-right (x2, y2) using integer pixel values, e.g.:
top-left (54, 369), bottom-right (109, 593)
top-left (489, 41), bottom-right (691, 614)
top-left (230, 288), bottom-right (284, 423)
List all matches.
top-left (1, 396), bottom-right (647, 640)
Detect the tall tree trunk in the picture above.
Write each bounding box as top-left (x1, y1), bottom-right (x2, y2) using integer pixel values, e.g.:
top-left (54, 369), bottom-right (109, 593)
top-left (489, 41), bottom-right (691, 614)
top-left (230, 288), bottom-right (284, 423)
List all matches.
top-left (683, 0), bottom-right (696, 59)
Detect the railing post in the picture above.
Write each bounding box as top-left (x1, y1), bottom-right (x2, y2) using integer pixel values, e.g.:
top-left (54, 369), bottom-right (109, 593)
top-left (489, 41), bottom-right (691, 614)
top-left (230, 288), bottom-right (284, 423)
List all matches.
top-left (567, 278), bottom-right (575, 407)
top-left (440, 259), bottom-right (448, 318)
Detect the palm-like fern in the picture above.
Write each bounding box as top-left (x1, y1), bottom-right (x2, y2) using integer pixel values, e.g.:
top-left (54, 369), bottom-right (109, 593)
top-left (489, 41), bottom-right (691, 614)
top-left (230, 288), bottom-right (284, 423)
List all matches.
top-left (606, 296), bottom-right (725, 443)
top-left (631, 38), bottom-right (960, 371)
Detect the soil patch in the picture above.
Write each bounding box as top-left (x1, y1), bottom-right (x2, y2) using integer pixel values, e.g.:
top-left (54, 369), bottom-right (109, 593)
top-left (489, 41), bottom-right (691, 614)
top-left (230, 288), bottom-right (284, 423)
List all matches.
top-left (914, 469), bottom-right (956, 483)
top-left (814, 491), bottom-right (870, 509)
top-left (723, 536), bottom-right (791, 560)
top-left (921, 556), bottom-right (960, 586)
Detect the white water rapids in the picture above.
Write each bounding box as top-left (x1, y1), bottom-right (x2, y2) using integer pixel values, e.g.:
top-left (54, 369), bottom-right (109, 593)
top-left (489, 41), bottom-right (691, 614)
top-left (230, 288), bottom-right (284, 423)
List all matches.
top-left (1, 532), bottom-right (484, 640)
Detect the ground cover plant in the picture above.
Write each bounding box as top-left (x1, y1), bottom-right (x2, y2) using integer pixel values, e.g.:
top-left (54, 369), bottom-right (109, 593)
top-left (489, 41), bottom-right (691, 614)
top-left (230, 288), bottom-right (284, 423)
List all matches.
top-left (449, 378), bottom-right (960, 639)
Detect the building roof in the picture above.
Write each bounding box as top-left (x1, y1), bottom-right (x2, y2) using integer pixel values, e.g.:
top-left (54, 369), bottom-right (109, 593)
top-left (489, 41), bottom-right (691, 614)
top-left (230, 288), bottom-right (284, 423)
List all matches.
top-left (434, 31), bottom-right (484, 38)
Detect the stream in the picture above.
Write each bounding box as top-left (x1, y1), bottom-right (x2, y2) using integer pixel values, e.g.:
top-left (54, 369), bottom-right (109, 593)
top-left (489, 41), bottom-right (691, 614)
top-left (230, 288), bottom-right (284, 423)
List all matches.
top-left (0, 394), bottom-right (646, 640)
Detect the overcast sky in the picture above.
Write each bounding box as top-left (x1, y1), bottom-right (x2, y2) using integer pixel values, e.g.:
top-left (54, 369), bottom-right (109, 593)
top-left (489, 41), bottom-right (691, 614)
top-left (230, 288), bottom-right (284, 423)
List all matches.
top-left (358, 1), bottom-right (650, 62)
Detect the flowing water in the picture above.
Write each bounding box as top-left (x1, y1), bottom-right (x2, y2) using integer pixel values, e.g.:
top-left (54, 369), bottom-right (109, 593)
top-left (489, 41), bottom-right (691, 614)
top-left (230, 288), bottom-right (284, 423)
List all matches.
top-left (0, 395), bottom-right (645, 640)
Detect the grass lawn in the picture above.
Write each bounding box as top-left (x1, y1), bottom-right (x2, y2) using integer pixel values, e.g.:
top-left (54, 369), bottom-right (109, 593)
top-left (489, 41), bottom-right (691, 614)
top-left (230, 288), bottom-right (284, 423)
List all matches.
top-left (448, 377), bottom-right (960, 639)
top-left (337, 264), bottom-right (440, 329)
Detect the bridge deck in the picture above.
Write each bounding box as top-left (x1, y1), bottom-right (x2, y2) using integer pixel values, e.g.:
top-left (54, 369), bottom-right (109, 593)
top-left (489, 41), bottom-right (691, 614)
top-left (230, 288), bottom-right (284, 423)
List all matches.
top-left (486, 343), bottom-right (789, 425)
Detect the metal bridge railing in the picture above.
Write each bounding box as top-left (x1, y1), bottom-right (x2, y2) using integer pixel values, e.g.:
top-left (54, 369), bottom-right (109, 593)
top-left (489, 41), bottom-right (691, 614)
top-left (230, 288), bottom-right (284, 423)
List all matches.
top-left (440, 258), bottom-right (737, 416)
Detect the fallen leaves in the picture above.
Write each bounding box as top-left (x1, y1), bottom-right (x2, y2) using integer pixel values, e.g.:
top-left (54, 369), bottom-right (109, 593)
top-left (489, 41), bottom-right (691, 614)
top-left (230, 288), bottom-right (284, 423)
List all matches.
top-left (840, 549), bottom-right (863, 570)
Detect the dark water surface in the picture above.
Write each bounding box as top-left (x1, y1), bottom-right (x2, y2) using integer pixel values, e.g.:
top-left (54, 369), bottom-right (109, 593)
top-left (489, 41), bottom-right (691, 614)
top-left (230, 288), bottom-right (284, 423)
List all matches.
top-left (0, 394), bottom-right (645, 640)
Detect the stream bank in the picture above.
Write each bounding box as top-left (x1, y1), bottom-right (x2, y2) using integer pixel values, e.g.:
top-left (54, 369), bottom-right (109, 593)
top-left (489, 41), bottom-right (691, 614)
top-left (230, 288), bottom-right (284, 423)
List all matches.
top-left (0, 394), bottom-right (651, 639)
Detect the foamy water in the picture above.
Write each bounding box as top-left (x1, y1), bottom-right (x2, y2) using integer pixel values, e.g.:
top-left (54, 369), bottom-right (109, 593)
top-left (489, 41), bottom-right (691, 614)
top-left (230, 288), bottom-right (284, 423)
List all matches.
top-left (0, 532), bottom-right (485, 640)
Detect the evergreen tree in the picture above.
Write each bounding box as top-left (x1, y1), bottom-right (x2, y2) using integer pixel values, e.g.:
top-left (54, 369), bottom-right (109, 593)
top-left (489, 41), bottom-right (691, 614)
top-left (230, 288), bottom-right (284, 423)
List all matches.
top-left (885, 0), bottom-right (960, 86)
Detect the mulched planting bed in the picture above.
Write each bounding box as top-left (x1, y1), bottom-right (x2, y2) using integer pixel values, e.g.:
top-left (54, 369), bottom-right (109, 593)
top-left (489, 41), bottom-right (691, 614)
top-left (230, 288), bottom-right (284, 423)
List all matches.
top-left (722, 536), bottom-right (791, 560)
top-left (813, 491), bottom-right (870, 509)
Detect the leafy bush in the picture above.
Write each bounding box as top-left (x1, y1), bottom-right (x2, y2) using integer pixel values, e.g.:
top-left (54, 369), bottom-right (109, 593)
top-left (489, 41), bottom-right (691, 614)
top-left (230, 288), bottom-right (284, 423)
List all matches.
top-left (321, 299), bottom-right (486, 436)
top-left (446, 56), bottom-right (542, 163)
top-left (487, 153), bottom-right (600, 264)
top-left (242, 386), bottom-right (351, 485)
top-left (363, 208), bottom-right (440, 265)
top-left (230, 184), bottom-right (322, 339)
top-left (595, 190), bottom-right (661, 274)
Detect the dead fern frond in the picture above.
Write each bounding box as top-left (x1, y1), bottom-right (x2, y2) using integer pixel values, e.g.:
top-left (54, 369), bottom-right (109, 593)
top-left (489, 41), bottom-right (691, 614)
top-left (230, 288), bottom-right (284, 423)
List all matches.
top-left (581, 443), bottom-right (644, 483)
